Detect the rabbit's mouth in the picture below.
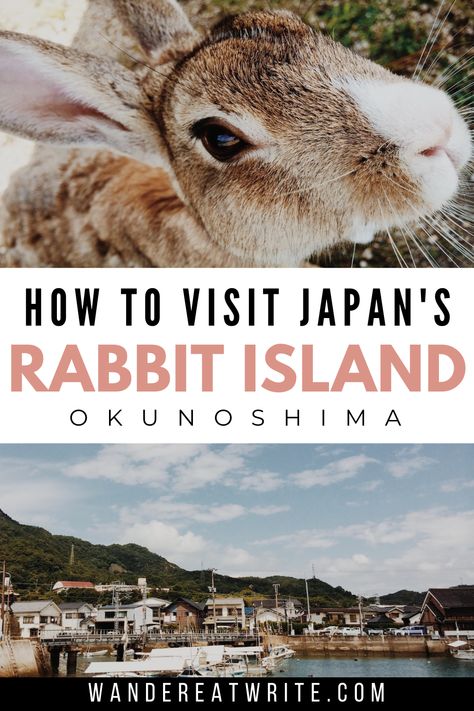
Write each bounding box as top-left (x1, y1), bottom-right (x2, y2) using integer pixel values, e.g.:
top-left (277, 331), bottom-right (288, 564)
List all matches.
top-left (341, 77), bottom-right (471, 230)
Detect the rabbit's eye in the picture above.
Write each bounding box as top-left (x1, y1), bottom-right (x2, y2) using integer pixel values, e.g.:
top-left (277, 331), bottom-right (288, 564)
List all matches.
top-left (193, 119), bottom-right (249, 162)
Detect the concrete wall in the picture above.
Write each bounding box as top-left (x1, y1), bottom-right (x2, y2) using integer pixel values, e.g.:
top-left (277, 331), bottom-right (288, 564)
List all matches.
top-left (0, 639), bottom-right (50, 677)
top-left (268, 634), bottom-right (450, 657)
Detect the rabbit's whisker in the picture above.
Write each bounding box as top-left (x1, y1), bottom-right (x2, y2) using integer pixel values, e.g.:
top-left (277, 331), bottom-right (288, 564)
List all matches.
top-left (413, 0), bottom-right (452, 80)
top-left (421, 25), bottom-right (468, 80)
top-left (277, 168), bottom-right (357, 198)
top-left (350, 242), bottom-right (357, 268)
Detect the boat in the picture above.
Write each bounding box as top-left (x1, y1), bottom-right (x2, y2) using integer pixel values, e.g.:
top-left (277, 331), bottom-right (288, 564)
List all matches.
top-left (261, 644), bottom-right (296, 671)
top-left (86, 645), bottom-right (268, 678)
top-left (82, 649), bottom-right (109, 658)
top-left (449, 640), bottom-right (474, 660)
top-left (148, 645), bottom-right (256, 678)
top-left (85, 657), bottom-right (185, 677)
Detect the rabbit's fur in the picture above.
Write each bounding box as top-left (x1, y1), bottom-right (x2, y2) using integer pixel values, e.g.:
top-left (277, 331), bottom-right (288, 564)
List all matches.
top-left (0, 0), bottom-right (471, 267)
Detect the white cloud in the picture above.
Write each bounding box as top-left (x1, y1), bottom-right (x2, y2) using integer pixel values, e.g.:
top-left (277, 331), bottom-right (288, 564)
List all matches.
top-left (440, 479), bottom-right (474, 493)
top-left (239, 471), bottom-right (283, 492)
top-left (64, 444), bottom-right (249, 491)
top-left (114, 498), bottom-right (288, 526)
top-left (117, 518), bottom-right (259, 575)
top-left (132, 500), bottom-right (247, 524)
top-left (354, 480), bottom-right (382, 492)
top-left (250, 505), bottom-right (290, 516)
top-left (265, 508), bottom-right (474, 594)
top-left (254, 529), bottom-right (336, 550)
top-left (291, 454), bottom-right (377, 488)
top-left (386, 445), bottom-right (435, 478)
top-left (0, 474), bottom-right (81, 529)
top-left (172, 449), bottom-right (245, 491)
top-left (65, 444), bottom-right (205, 486)
top-left (120, 520), bottom-right (207, 560)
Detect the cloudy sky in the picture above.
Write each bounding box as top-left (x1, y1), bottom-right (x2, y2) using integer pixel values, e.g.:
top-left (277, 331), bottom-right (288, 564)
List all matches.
top-left (0, 444), bottom-right (472, 595)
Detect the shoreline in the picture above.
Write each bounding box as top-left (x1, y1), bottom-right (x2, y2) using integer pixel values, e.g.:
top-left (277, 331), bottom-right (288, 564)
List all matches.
top-left (268, 635), bottom-right (450, 658)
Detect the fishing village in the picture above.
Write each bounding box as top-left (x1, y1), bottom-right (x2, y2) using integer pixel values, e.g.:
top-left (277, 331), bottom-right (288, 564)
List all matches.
top-left (1, 567), bottom-right (474, 678)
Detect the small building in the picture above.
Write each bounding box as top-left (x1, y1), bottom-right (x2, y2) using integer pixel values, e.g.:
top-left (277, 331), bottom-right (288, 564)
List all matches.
top-left (11, 600), bottom-right (62, 638)
top-left (420, 587), bottom-right (474, 635)
top-left (309, 607), bottom-right (366, 627)
top-left (52, 581), bottom-right (95, 593)
top-left (95, 603), bottom-right (153, 634)
top-left (365, 605), bottom-right (406, 625)
top-left (249, 607), bottom-right (287, 631)
top-left (365, 613), bottom-right (394, 629)
top-left (203, 597), bottom-right (246, 631)
top-left (59, 602), bottom-right (96, 631)
top-left (252, 598), bottom-right (304, 620)
top-left (129, 598), bottom-right (169, 630)
top-left (95, 579), bottom-right (151, 595)
top-left (163, 598), bottom-right (205, 631)
top-left (401, 606), bottom-right (422, 626)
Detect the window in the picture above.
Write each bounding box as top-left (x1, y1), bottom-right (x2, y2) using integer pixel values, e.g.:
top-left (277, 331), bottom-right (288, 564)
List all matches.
top-left (23, 616), bottom-right (34, 624)
top-left (66, 613), bottom-right (74, 619)
top-left (40, 616), bottom-right (48, 624)
top-left (349, 614), bottom-right (357, 623)
top-left (104, 611), bottom-right (115, 619)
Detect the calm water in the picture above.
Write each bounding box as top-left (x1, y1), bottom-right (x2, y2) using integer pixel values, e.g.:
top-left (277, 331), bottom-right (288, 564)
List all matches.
top-left (282, 656), bottom-right (474, 678)
top-left (74, 655), bottom-right (474, 678)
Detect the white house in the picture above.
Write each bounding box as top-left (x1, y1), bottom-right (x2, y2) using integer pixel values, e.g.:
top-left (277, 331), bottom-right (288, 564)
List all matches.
top-left (203, 597), bottom-right (246, 631)
top-left (248, 608), bottom-right (287, 631)
top-left (11, 601), bottom-right (62, 638)
top-left (252, 598), bottom-right (304, 620)
top-left (129, 598), bottom-right (170, 629)
top-left (95, 602), bottom-right (154, 634)
top-left (52, 581), bottom-right (95, 593)
top-left (59, 602), bottom-right (96, 631)
top-left (309, 607), bottom-right (366, 627)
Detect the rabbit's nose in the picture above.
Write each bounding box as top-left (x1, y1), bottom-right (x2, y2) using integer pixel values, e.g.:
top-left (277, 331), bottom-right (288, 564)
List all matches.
top-left (419, 144), bottom-right (459, 171)
top-left (343, 77), bottom-right (471, 173)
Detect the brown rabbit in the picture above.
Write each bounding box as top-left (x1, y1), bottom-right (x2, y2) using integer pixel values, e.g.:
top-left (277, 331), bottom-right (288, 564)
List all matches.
top-left (0, 0), bottom-right (471, 267)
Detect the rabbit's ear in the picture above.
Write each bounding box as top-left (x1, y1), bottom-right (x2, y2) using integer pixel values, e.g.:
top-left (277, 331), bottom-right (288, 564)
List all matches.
top-left (115, 0), bottom-right (196, 55)
top-left (0, 32), bottom-right (166, 164)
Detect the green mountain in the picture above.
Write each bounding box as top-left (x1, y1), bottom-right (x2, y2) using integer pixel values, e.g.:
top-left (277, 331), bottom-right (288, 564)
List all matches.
top-left (379, 589), bottom-right (425, 605)
top-left (0, 509), bottom-right (355, 605)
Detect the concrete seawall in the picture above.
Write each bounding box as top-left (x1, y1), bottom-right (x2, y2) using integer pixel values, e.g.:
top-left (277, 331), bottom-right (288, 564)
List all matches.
top-left (0, 640), bottom-right (50, 677)
top-left (268, 635), bottom-right (450, 657)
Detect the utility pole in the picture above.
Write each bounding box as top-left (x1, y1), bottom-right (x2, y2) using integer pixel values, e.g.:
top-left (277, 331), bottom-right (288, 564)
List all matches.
top-left (209, 569), bottom-right (217, 634)
top-left (305, 579), bottom-right (311, 622)
top-left (113, 584), bottom-right (121, 635)
top-left (1, 561), bottom-right (5, 640)
top-left (273, 583), bottom-right (280, 632)
top-left (141, 578), bottom-right (148, 646)
top-left (358, 595), bottom-right (364, 635)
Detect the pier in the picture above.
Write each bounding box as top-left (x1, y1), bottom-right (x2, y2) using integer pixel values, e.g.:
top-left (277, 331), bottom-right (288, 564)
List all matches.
top-left (39, 631), bottom-right (260, 676)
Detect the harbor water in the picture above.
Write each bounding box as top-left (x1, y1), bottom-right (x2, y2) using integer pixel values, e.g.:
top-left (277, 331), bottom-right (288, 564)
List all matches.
top-left (74, 655), bottom-right (474, 678)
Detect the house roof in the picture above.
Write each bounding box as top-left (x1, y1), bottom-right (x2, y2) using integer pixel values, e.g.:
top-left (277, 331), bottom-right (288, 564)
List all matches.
top-left (311, 607), bottom-right (361, 613)
top-left (205, 597), bottom-right (244, 606)
top-left (12, 600), bottom-right (59, 613)
top-left (128, 598), bottom-right (170, 609)
top-left (59, 602), bottom-right (94, 611)
top-left (165, 598), bottom-right (206, 612)
top-left (426, 587), bottom-right (474, 610)
top-left (252, 598), bottom-right (302, 608)
top-left (368, 613), bottom-right (393, 624)
top-left (53, 581), bottom-right (95, 589)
